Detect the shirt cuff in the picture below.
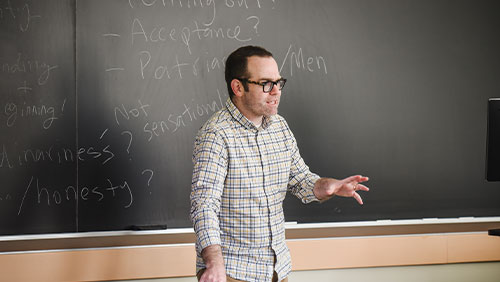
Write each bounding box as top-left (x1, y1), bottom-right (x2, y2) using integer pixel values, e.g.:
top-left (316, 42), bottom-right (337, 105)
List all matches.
top-left (195, 227), bottom-right (222, 253)
top-left (301, 173), bottom-right (321, 203)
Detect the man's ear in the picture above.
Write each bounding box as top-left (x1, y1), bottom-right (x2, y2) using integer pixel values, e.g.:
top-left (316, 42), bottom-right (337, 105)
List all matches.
top-left (230, 79), bottom-right (244, 97)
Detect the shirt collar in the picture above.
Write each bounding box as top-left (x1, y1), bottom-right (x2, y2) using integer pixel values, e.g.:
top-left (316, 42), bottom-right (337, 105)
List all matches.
top-left (226, 98), bottom-right (275, 130)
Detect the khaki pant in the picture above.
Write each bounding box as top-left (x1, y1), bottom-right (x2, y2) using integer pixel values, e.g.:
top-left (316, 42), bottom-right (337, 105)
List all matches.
top-left (197, 269), bottom-right (288, 282)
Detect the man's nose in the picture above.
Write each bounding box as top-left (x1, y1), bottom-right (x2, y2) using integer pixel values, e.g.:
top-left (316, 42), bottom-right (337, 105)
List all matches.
top-left (269, 83), bottom-right (280, 95)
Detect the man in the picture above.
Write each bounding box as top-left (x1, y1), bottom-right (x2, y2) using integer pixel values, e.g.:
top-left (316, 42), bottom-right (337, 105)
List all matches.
top-left (191, 46), bottom-right (369, 282)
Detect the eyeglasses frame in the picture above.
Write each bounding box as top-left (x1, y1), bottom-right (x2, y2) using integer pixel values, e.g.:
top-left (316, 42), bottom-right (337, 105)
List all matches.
top-left (237, 78), bottom-right (287, 93)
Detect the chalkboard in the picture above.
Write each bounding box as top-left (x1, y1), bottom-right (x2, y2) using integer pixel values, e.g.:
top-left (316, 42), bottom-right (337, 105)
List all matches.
top-left (487, 99), bottom-right (500, 181)
top-left (1, 0), bottom-right (500, 235)
top-left (0, 0), bottom-right (76, 234)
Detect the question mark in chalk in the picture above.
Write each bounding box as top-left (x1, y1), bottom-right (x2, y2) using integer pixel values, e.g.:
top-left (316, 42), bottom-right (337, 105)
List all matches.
top-left (246, 16), bottom-right (260, 35)
top-left (142, 169), bottom-right (154, 194)
top-left (121, 131), bottom-right (133, 154)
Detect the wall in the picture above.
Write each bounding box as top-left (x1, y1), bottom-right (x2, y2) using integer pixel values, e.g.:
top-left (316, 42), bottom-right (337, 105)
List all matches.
top-left (2, 223), bottom-right (500, 282)
top-left (112, 262), bottom-right (500, 282)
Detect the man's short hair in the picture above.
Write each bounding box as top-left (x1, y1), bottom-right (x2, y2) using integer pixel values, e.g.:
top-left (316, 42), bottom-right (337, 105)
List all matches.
top-left (224, 45), bottom-right (273, 99)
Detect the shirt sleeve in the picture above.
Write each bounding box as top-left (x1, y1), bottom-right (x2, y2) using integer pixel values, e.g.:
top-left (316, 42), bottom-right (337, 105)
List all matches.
top-left (190, 128), bottom-right (228, 254)
top-left (284, 122), bottom-right (321, 204)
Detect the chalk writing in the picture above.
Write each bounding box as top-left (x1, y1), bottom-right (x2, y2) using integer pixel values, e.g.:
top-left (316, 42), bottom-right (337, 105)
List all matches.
top-left (224, 0), bottom-right (262, 9)
top-left (191, 18), bottom-right (255, 42)
top-left (0, 144), bottom-right (13, 169)
top-left (138, 51), bottom-right (225, 80)
top-left (192, 54), bottom-right (226, 75)
top-left (279, 44), bottom-right (328, 77)
top-left (0, 193), bottom-right (12, 201)
top-left (121, 131), bottom-right (133, 154)
top-left (131, 16), bottom-right (257, 50)
top-left (246, 15), bottom-right (260, 35)
top-left (102, 33), bottom-right (121, 38)
top-left (106, 67), bottom-right (125, 72)
top-left (17, 176), bottom-right (134, 215)
top-left (3, 98), bottom-right (65, 129)
top-left (1, 53), bottom-right (58, 85)
top-left (20, 146), bottom-right (74, 166)
top-left (0, 0), bottom-right (316, 232)
top-left (0, 0), bottom-right (15, 19)
top-left (17, 80), bottom-right (32, 94)
top-left (138, 51), bottom-right (190, 80)
top-left (0, 0), bottom-right (41, 32)
top-left (105, 179), bottom-right (133, 208)
top-left (18, 3), bottom-right (40, 32)
top-left (114, 100), bottom-right (150, 126)
top-left (0, 142), bottom-right (115, 169)
top-left (141, 169), bottom-right (154, 194)
top-left (100, 128), bottom-right (109, 139)
top-left (77, 145), bottom-right (115, 165)
top-left (128, 0), bottom-right (216, 26)
top-left (143, 89), bottom-right (224, 141)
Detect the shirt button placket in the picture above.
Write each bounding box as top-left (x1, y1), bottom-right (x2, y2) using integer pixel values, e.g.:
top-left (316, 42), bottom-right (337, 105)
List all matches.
top-left (256, 130), bottom-right (274, 239)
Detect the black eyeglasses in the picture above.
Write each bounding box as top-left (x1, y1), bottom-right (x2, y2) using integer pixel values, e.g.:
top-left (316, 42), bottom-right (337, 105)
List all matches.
top-left (238, 78), bottom-right (287, 93)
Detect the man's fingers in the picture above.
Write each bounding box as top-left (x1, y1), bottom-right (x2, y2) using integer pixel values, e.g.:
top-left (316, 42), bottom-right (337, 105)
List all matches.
top-left (357, 184), bottom-right (370, 192)
top-left (344, 175), bottom-right (361, 183)
top-left (343, 176), bottom-right (369, 205)
top-left (345, 175), bottom-right (369, 184)
top-left (353, 192), bottom-right (364, 205)
top-left (356, 175), bottom-right (369, 183)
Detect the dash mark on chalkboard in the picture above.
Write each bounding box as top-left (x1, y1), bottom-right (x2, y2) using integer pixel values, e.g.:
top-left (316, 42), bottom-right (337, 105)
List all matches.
top-left (106, 68), bottom-right (125, 72)
top-left (102, 33), bottom-right (121, 37)
top-left (100, 128), bottom-right (109, 140)
top-left (61, 98), bottom-right (66, 113)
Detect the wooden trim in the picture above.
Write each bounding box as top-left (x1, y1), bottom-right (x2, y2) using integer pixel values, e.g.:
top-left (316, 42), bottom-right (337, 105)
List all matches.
top-left (1, 232), bottom-right (499, 282)
top-left (288, 233), bottom-right (500, 270)
top-left (2, 218), bottom-right (499, 252)
top-left (0, 244), bottom-right (196, 282)
top-left (447, 233), bottom-right (500, 263)
top-left (288, 235), bottom-right (447, 270)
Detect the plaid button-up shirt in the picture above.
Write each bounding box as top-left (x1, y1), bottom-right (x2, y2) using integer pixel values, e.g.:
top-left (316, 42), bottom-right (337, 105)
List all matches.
top-left (191, 98), bottom-right (320, 281)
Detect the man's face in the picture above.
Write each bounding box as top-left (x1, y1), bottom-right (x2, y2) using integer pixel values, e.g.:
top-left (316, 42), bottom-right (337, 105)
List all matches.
top-left (239, 56), bottom-right (282, 124)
